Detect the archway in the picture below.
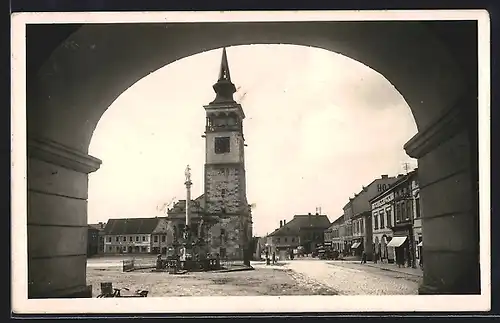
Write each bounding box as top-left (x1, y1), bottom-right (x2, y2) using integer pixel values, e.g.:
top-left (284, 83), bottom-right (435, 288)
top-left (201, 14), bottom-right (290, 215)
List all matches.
top-left (23, 20), bottom-right (480, 298)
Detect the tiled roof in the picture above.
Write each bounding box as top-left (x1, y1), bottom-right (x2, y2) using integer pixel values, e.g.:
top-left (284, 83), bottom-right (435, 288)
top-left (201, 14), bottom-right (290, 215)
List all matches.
top-left (326, 216), bottom-right (344, 230)
top-left (88, 223), bottom-right (106, 231)
top-left (369, 169), bottom-right (418, 203)
top-left (269, 214), bottom-right (331, 237)
top-left (103, 217), bottom-right (161, 235)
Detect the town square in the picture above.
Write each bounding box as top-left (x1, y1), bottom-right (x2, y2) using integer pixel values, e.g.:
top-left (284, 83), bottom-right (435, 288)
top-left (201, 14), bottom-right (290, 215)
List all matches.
top-left (12, 10), bottom-right (490, 314)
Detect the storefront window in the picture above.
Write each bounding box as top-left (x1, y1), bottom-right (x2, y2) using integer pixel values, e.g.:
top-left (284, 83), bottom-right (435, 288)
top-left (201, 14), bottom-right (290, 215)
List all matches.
top-left (386, 209), bottom-right (392, 227)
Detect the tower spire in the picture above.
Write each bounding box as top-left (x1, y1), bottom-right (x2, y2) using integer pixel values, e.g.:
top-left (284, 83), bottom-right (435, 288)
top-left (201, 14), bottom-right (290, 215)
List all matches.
top-left (211, 47), bottom-right (237, 104)
top-left (218, 47), bottom-right (231, 81)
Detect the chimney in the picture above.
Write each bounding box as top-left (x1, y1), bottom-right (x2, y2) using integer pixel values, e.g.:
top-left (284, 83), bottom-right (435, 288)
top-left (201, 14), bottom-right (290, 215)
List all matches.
top-left (280, 220), bottom-right (283, 228)
top-left (99, 222), bottom-right (104, 229)
top-left (283, 219), bottom-right (286, 226)
top-left (381, 174), bottom-right (388, 179)
top-left (308, 212), bottom-right (312, 216)
top-left (315, 212), bottom-right (319, 216)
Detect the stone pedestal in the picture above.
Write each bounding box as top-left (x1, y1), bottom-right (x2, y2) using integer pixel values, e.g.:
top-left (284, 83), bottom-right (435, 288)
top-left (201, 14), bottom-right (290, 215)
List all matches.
top-left (405, 97), bottom-right (480, 295)
top-left (27, 137), bottom-right (101, 298)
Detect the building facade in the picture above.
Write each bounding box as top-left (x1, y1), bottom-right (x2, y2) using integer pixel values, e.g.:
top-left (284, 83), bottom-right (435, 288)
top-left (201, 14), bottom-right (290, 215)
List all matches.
top-left (371, 189), bottom-right (396, 263)
top-left (88, 222), bottom-right (106, 255)
top-left (266, 213), bottom-right (331, 256)
top-left (351, 211), bottom-right (372, 258)
top-left (326, 215), bottom-right (344, 251)
top-left (266, 219), bottom-right (300, 259)
top-left (351, 211), bottom-right (365, 257)
top-left (102, 218), bottom-right (161, 254)
top-left (345, 175), bottom-right (400, 258)
top-left (150, 217), bottom-right (169, 254)
top-left (371, 169), bottom-right (421, 267)
top-left (342, 201), bottom-right (354, 255)
top-left (87, 226), bottom-right (99, 257)
top-left (165, 48), bottom-right (253, 261)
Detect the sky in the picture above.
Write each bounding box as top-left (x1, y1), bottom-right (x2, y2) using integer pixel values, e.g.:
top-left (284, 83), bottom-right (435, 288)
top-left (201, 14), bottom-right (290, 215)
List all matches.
top-left (88, 44), bottom-right (418, 237)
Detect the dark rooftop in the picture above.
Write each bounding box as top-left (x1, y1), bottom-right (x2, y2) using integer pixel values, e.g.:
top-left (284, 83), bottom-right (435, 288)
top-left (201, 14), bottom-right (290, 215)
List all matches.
top-left (104, 217), bottom-right (161, 235)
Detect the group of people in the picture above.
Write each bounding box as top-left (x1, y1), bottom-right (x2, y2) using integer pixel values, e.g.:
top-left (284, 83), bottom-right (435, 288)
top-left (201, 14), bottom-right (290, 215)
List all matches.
top-left (264, 250), bottom-right (276, 265)
top-left (360, 247), bottom-right (423, 269)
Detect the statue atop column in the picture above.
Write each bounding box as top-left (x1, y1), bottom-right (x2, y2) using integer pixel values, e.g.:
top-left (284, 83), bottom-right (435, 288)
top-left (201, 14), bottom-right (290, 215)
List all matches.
top-left (185, 164), bottom-right (192, 185)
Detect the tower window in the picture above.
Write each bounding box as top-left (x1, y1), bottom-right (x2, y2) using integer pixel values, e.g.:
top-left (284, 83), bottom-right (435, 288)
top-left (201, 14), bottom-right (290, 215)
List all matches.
top-left (215, 137), bottom-right (230, 154)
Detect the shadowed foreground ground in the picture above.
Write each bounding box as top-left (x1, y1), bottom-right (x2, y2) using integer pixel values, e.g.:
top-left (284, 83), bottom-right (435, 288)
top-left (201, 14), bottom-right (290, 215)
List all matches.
top-left (87, 266), bottom-right (337, 297)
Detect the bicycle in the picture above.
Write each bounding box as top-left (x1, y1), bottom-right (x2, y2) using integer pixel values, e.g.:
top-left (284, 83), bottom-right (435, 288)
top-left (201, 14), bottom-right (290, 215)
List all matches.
top-left (97, 282), bottom-right (149, 298)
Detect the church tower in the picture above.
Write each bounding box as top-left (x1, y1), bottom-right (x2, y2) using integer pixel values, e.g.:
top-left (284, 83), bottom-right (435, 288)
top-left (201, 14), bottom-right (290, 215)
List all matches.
top-left (203, 48), bottom-right (252, 261)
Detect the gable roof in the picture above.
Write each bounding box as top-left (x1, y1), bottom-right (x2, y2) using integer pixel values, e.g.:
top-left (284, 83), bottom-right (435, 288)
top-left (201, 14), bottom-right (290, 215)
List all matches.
top-left (369, 169), bottom-right (418, 203)
top-left (326, 215), bottom-right (345, 230)
top-left (343, 175), bottom-right (402, 209)
top-left (269, 214), bottom-right (331, 237)
top-left (104, 217), bottom-right (161, 235)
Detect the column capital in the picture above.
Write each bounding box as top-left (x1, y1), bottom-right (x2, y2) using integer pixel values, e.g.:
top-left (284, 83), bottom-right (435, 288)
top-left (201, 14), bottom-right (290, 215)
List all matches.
top-left (404, 93), bottom-right (476, 159)
top-left (28, 137), bottom-right (102, 174)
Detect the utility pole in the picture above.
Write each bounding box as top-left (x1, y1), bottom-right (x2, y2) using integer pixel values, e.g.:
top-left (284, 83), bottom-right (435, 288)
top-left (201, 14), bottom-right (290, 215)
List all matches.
top-left (402, 162), bottom-right (411, 174)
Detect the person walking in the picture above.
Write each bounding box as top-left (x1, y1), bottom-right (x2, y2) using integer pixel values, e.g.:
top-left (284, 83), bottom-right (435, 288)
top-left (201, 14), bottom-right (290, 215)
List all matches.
top-left (272, 251), bottom-right (276, 265)
top-left (361, 250), bottom-right (367, 264)
top-left (396, 248), bottom-right (404, 268)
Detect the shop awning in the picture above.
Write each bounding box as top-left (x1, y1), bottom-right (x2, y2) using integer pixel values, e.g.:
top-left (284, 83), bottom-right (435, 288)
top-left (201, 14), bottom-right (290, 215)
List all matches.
top-left (351, 242), bottom-right (361, 249)
top-left (417, 241), bottom-right (423, 247)
top-left (387, 236), bottom-right (407, 247)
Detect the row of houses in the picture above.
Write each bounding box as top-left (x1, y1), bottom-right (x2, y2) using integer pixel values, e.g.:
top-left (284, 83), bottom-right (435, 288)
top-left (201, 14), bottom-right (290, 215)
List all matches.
top-left (87, 217), bottom-right (170, 256)
top-left (325, 168), bottom-right (422, 267)
top-left (263, 213), bottom-right (332, 258)
top-left (87, 194), bottom-right (247, 258)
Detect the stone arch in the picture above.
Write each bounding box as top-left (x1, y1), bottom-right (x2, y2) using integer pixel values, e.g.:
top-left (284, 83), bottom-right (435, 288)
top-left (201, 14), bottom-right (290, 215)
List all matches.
top-left (24, 21), bottom-right (479, 297)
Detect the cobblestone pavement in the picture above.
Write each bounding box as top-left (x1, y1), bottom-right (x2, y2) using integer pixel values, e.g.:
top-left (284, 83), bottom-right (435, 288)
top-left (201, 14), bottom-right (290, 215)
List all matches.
top-left (281, 259), bottom-right (420, 295)
top-left (87, 258), bottom-right (337, 297)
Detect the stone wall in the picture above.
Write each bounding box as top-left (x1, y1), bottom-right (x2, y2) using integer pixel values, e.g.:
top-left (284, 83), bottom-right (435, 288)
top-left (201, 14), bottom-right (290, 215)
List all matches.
top-left (27, 138), bottom-right (100, 298)
top-left (205, 164), bottom-right (247, 214)
top-left (206, 215), bottom-right (250, 259)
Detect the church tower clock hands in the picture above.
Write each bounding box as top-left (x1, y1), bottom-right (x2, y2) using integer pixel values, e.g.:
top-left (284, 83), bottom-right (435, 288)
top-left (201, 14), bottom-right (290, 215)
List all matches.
top-left (203, 48), bottom-right (251, 262)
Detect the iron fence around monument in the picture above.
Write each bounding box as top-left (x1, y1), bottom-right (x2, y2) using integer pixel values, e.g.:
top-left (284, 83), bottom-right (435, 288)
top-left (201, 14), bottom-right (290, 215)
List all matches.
top-left (122, 257), bottom-right (157, 272)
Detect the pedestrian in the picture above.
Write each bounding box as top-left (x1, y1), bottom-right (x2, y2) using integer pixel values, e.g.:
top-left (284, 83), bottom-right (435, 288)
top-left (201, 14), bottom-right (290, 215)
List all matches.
top-left (156, 254), bottom-right (163, 270)
top-left (361, 251), bottom-right (367, 264)
top-left (272, 251), bottom-right (276, 265)
top-left (396, 248), bottom-right (404, 268)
